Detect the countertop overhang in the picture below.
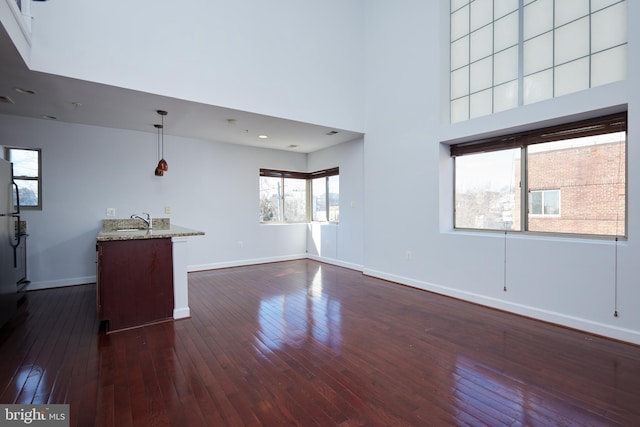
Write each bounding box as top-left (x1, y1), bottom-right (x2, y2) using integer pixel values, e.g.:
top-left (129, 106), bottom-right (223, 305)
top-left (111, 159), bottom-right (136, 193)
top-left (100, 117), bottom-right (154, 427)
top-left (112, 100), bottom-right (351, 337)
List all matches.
top-left (96, 224), bottom-right (204, 242)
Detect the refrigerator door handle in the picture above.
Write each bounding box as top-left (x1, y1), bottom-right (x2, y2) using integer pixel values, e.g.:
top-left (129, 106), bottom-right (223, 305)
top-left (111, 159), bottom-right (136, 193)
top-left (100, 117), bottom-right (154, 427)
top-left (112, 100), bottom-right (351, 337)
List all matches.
top-left (11, 181), bottom-right (19, 215)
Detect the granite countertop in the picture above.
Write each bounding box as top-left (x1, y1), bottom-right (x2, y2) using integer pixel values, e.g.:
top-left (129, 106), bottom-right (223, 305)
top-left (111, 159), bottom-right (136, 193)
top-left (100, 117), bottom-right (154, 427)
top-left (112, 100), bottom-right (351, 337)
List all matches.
top-left (96, 218), bottom-right (204, 242)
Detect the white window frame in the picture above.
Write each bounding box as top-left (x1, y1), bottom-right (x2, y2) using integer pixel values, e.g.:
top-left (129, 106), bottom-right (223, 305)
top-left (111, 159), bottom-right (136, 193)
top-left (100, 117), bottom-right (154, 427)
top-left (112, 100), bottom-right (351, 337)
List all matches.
top-left (529, 189), bottom-right (561, 217)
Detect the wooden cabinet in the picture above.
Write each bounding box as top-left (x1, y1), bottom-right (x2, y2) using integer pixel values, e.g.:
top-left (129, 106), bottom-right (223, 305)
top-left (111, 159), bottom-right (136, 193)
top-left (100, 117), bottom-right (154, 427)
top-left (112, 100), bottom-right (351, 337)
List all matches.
top-left (97, 238), bottom-right (174, 333)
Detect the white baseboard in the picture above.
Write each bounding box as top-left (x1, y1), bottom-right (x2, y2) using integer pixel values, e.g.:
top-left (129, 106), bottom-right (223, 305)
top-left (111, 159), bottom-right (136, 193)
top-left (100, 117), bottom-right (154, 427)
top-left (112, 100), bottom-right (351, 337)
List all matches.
top-left (24, 275), bottom-right (96, 291)
top-left (173, 307), bottom-right (191, 319)
top-left (305, 254), bottom-right (363, 272)
top-left (188, 254), bottom-right (307, 272)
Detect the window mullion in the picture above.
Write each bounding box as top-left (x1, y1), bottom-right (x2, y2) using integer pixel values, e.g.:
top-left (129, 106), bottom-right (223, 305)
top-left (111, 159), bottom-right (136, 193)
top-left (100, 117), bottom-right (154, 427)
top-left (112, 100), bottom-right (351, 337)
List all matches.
top-left (521, 145), bottom-right (529, 231)
top-left (280, 177), bottom-right (286, 222)
top-left (325, 177), bottom-right (330, 222)
top-left (306, 178), bottom-right (312, 223)
top-left (518, 0), bottom-right (524, 107)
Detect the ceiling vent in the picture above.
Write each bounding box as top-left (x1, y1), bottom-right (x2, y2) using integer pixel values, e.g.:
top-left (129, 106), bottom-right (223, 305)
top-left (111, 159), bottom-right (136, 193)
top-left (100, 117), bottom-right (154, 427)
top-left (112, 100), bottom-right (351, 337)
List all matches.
top-left (0, 96), bottom-right (15, 104)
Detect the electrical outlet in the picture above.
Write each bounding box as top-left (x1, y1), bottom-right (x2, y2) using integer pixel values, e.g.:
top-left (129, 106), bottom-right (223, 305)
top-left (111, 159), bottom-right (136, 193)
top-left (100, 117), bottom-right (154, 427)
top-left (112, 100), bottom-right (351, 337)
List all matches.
top-left (405, 250), bottom-right (412, 260)
top-left (165, 206), bottom-right (171, 214)
top-left (237, 241), bottom-right (244, 249)
top-left (106, 208), bottom-right (116, 217)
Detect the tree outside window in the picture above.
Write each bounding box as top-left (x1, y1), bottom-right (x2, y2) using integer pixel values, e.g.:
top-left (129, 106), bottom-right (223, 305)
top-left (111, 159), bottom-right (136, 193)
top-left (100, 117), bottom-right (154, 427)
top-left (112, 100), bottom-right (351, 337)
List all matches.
top-left (260, 168), bottom-right (339, 224)
top-left (4, 147), bottom-right (41, 210)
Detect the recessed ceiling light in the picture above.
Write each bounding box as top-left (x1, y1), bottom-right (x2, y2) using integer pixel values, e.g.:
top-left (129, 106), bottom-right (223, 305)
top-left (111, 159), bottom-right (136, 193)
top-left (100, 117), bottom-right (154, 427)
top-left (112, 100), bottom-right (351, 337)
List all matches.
top-left (0, 96), bottom-right (15, 104)
top-left (40, 115), bottom-right (57, 120)
top-left (258, 135), bottom-right (268, 139)
top-left (226, 118), bottom-right (238, 125)
top-left (326, 130), bottom-right (339, 136)
top-left (14, 87), bottom-right (37, 95)
top-left (288, 144), bottom-right (298, 148)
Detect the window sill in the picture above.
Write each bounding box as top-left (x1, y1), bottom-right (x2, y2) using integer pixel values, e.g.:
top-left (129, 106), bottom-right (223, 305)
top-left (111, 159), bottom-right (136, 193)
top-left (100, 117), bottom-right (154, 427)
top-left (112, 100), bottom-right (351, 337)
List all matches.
top-left (448, 228), bottom-right (627, 243)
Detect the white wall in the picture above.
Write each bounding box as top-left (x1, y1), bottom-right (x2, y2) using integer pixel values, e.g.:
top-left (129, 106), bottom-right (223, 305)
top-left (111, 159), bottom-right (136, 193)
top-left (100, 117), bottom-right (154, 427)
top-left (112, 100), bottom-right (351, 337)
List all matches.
top-left (362, 0), bottom-right (640, 344)
top-left (0, 114), bottom-right (325, 288)
top-left (306, 138), bottom-right (364, 270)
top-left (0, 2), bottom-right (30, 65)
top-left (28, 0), bottom-right (365, 132)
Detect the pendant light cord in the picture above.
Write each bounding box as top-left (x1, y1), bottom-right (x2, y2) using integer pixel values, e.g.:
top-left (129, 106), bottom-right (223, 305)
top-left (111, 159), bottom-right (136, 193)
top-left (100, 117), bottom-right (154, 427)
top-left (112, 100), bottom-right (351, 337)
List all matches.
top-left (157, 125), bottom-right (161, 162)
top-left (154, 124), bottom-right (162, 163)
top-left (160, 112), bottom-right (164, 160)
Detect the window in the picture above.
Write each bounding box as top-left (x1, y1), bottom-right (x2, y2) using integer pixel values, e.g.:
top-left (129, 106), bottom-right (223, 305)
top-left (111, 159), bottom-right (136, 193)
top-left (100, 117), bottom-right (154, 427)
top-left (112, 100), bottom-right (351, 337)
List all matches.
top-left (450, 0), bottom-right (628, 123)
top-left (529, 190), bottom-right (560, 216)
top-left (4, 147), bottom-right (41, 210)
top-left (452, 113), bottom-right (626, 237)
top-left (311, 169), bottom-right (340, 222)
top-left (259, 168), bottom-right (339, 224)
top-left (259, 172), bottom-right (307, 223)
top-left (454, 148), bottom-right (520, 230)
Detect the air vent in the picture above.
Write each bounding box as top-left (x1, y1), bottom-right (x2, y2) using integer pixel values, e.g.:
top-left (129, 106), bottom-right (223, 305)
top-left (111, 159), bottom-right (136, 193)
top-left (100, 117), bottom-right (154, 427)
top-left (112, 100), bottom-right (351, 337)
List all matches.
top-left (0, 96), bottom-right (15, 104)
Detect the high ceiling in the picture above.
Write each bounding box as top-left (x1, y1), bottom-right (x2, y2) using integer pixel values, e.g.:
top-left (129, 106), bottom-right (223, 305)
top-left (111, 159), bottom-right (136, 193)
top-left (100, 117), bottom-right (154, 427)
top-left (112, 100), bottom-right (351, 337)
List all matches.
top-left (0, 25), bottom-right (362, 154)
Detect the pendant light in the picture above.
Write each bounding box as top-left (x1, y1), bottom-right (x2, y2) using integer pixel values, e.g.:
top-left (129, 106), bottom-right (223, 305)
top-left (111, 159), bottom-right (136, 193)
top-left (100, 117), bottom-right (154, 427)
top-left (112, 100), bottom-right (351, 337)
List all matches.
top-left (155, 110), bottom-right (168, 175)
top-left (154, 123), bottom-right (164, 176)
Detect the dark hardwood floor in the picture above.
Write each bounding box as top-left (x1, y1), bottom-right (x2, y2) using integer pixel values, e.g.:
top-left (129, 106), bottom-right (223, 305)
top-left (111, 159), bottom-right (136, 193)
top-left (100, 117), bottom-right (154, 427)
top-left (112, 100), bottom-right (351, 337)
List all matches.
top-left (1, 259), bottom-right (639, 426)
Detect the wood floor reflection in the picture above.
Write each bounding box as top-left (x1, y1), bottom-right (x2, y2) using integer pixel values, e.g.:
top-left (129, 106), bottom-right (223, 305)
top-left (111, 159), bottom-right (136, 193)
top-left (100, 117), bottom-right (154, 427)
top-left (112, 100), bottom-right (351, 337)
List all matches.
top-left (1, 259), bottom-right (639, 426)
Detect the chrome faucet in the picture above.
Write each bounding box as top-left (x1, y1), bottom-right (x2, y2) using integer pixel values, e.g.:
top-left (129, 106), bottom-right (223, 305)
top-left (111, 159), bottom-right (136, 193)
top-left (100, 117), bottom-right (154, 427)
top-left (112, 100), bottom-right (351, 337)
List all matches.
top-left (131, 212), bottom-right (152, 230)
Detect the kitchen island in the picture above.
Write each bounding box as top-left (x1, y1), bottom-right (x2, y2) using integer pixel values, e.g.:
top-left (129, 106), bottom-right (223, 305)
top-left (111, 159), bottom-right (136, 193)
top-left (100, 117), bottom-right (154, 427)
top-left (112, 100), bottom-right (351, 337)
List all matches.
top-left (96, 220), bottom-right (204, 333)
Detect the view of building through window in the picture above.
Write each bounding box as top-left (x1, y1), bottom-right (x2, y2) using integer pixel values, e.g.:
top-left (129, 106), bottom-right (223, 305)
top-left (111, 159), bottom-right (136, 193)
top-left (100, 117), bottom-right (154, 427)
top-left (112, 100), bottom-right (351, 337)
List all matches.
top-left (529, 189), bottom-right (560, 216)
top-left (453, 115), bottom-right (626, 237)
top-left (525, 134), bottom-right (625, 235)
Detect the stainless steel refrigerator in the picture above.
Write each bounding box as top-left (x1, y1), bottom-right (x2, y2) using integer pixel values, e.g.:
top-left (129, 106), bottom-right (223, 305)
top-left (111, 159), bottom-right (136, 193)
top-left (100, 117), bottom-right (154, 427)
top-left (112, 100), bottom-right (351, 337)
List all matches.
top-left (0, 158), bottom-right (19, 329)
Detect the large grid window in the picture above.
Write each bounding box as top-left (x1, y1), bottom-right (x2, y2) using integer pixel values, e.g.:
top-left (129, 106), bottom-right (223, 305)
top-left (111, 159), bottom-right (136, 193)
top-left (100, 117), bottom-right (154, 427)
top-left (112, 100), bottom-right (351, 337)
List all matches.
top-left (452, 113), bottom-right (626, 237)
top-left (450, 0), bottom-right (627, 123)
top-left (4, 147), bottom-right (42, 210)
top-left (259, 168), bottom-right (339, 224)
